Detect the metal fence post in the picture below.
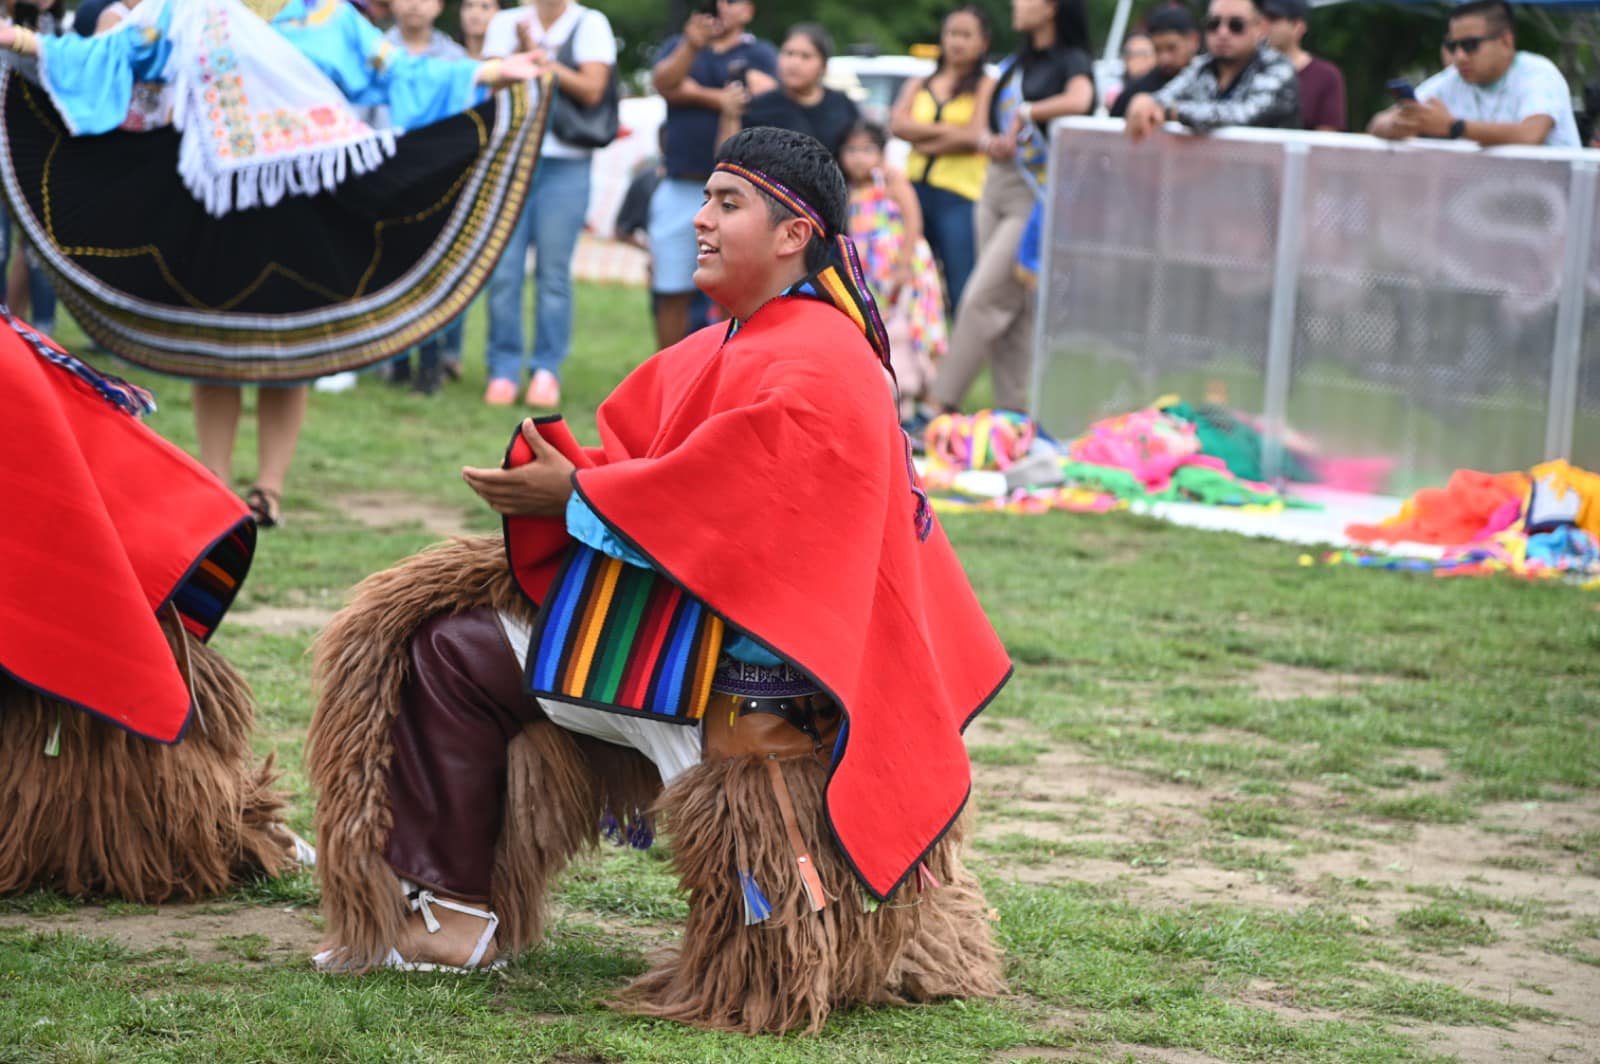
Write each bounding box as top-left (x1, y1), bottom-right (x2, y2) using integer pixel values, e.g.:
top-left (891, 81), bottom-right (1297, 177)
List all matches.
top-left (1260, 142), bottom-right (1308, 484)
top-left (1029, 120), bottom-right (1060, 425)
top-left (1546, 158), bottom-right (1596, 462)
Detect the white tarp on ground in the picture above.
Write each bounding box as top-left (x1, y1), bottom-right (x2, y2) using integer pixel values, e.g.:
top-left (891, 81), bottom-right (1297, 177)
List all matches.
top-left (1128, 486), bottom-right (1443, 557)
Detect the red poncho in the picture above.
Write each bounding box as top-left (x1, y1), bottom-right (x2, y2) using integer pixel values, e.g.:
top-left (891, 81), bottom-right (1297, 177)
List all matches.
top-left (509, 297), bottom-right (1011, 898)
top-left (0, 324), bottom-right (254, 743)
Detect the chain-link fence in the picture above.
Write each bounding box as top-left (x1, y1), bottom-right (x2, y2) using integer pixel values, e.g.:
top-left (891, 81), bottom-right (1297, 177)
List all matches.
top-left (1032, 119), bottom-right (1598, 494)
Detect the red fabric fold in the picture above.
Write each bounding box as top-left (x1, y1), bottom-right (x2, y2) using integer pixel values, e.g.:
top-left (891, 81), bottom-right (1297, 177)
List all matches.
top-left (0, 325), bottom-right (251, 742)
top-left (511, 298), bottom-right (1011, 898)
top-left (1347, 469), bottom-right (1531, 547)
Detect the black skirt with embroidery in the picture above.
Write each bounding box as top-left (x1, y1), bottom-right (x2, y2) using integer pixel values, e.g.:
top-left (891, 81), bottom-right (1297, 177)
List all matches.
top-left (0, 72), bottom-right (547, 383)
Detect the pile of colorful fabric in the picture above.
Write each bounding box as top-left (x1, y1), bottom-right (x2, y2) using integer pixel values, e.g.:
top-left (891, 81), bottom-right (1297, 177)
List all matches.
top-left (918, 410), bottom-right (1124, 515)
top-left (915, 399), bottom-right (1328, 515)
top-left (1326, 460), bottom-right (1600, 588)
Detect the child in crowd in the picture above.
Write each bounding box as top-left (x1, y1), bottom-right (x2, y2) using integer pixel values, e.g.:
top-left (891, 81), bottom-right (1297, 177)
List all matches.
top-left (458, 0), bottom-right (499, 58)
top-left (838, 121), bottom-right (946, 417)
top-left (383, 0), bottom-right (468, 395)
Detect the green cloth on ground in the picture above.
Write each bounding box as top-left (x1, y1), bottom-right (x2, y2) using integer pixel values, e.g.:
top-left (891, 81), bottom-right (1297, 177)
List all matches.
top-left (1058, 461), bottom-right (1147, 499)
top-left (1164, 401), bottom-right (1316, 484)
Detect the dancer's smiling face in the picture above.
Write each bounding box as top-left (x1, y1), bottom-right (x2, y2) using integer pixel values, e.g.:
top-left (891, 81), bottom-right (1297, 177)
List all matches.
top-left (692, 171), bottom-right (814, 319)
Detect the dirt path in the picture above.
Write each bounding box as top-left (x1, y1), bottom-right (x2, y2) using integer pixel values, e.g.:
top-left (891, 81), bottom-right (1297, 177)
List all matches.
top-left (0, 903), bottom-right (323, 966)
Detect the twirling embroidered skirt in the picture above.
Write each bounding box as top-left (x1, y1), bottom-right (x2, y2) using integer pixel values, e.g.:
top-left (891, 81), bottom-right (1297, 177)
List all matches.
top-left (0, 72), bottom-right (548, 383)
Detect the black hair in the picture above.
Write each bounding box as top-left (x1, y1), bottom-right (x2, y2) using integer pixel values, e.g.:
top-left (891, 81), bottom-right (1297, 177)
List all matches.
top-left (1146, 4), bottom-right (1198, 35)
top-left (783, 22), bottom-right (835, 62)
top-left (1053, 0), bottom-right (1094, 53)
top-left (715, 127), bottom-right (847, 274)
top-left (841, 120), bottom-right (889, 152)
top-left (930, 5), bottom-right (993, 100)
top-left (1449, 0), bottom-right (1513, 35)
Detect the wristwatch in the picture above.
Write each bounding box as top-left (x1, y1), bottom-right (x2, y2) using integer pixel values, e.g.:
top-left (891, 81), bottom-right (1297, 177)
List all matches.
top-left (1448, 118), bottom-right (1466, 140)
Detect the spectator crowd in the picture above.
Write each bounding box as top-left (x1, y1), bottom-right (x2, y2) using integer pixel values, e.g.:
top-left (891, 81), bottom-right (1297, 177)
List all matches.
top-left (1, 0), bottom-right (1591, 463)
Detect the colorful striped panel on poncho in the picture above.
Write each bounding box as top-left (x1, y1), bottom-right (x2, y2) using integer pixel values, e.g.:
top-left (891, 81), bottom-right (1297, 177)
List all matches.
top-left (526, 544), bottom-right (725, 721)
top-left (171, 519), bottom-right (256, 641)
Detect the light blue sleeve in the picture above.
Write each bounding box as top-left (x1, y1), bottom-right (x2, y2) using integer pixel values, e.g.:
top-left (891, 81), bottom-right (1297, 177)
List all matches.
top-left (566, 494), bottom-right (652, 568)
top-left (565, 495), bottom-right (783, 666)
top-left (382, 50), bottom-right (485, 130)
top-left (278, 3), bottom-right (483, 129)
top-left (724, 636), bottom-right (783, 667)
top-left (37, 18), bottom-right (174, 135)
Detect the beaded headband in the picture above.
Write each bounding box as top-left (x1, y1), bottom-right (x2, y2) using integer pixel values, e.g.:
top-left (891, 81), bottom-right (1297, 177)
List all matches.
top-left (712, 161), bottom-right (830, 238)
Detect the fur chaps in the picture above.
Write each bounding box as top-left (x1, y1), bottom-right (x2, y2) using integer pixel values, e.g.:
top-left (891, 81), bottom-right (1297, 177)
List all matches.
top-left (308, 534), bottom-right (1001, 1031)
top-left (0, 638), bottom-right (293, 902)
top-left (307, 535), bottom-right (661, 972)
top-left (613, 753), bottom-right (1005, 1034)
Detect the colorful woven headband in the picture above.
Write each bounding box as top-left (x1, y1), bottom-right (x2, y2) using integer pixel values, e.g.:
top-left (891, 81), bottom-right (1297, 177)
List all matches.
top-left (712, 161), bottom-right (829, 239)
top-left (711, 162), bottom-right (891, 365)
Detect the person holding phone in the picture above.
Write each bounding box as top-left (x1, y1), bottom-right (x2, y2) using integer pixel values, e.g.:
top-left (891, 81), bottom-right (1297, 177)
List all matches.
top-left (1124, 0), bottom-right (1300, 141)
top-left (647, 0), bottom-right (777, 348)
top-left (1367, 0), bottom-right (1578, 148)
top-left (720, 23), bottom-right (859, 156)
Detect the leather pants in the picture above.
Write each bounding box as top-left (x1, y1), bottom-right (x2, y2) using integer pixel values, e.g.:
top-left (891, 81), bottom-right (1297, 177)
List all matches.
top-left (384, 608), bottom-right (540, 902)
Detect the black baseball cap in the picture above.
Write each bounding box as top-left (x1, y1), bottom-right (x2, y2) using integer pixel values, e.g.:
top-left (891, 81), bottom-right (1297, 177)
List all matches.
top-left (1146, 5), bottom-right (1198, 33)
top-left (1260, 0), bottom-right (1311, 19)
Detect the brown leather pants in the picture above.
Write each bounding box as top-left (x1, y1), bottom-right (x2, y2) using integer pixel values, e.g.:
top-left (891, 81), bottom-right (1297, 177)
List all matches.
top-left (384, 608), bottom-right (540, 902)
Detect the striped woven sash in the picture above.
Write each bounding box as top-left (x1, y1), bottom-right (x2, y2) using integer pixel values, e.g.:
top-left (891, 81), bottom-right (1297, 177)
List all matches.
top-left (525, 544), bottom-right (725, 721)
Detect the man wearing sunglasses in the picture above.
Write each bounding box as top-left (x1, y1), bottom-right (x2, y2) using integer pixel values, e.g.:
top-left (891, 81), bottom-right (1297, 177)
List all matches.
top-left (1368, 0), bottom-right (1578, 148)
top-left (1123, 0), bottom-right (1299, 142)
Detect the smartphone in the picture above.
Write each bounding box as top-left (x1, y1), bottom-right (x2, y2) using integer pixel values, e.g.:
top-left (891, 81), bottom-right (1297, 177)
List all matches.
top-left (1386, 79), bottom-right (1416, 103)
top-left (694, 0), bottom-right (719, 16)
top-left (727, 58), bottom-right (749, 87)
top-left (12, 1), bottom-right (39, 29)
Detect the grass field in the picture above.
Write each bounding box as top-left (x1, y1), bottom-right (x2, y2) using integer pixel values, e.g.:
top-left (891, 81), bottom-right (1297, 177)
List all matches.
top-left (3, 283), bottom-right (1597, 1064)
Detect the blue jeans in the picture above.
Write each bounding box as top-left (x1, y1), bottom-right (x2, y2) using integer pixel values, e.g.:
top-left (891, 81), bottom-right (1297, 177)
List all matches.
top-left (0, 216), bottom-right (57, 336)
top-left (914, 182), bottom-right (978, 314)
top-left (486, 156), bottom-right (591, 384)
top-left (391, 312), bottom-right (465, 375)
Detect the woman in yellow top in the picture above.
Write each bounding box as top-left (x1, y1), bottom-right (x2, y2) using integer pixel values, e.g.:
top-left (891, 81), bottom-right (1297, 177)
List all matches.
top-left (889, 5), bottom-right (995, 313)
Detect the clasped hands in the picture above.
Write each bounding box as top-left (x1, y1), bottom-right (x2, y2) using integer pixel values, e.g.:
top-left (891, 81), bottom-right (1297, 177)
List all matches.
top-left (1377, 98), bottom-right (1455, 140)
top-left (462, 418), bottom-right (576, 517)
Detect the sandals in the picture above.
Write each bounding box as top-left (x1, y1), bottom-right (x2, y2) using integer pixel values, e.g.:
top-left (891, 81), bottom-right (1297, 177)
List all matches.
top-left (311, 884), bottom-right (503, 975)
top-left (244, 485), bottom-right (282, 529)
top-left (385, 889), bottom-right (504, 972)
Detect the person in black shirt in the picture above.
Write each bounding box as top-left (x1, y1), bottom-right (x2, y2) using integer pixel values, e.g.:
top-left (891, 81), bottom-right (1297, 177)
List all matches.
top-left (917, 0), bottom-right (1095, 422)
top-left (720, 23), bottom-right (860, 156)
top-left (1109, 5), bottom-right (1201, 118)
